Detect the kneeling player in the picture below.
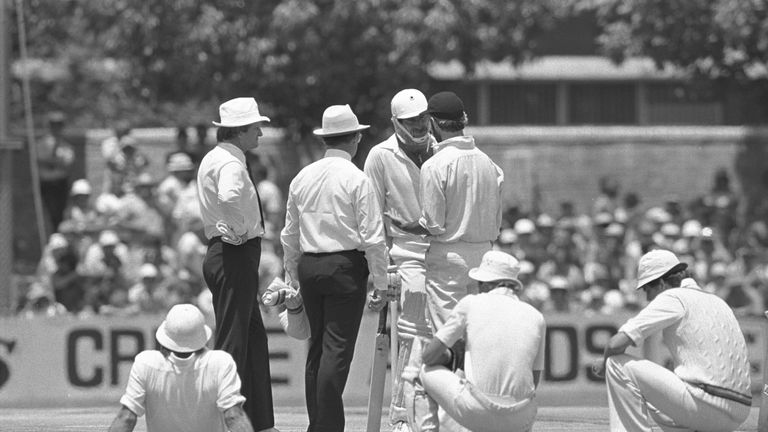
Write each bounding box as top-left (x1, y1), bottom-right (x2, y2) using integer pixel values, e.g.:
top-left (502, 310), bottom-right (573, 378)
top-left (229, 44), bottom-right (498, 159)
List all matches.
top-left (417, 250), bottom-right (545, 432)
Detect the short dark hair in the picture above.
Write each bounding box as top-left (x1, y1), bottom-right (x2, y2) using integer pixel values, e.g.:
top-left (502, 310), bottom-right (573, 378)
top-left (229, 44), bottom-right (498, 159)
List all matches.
top-left (216, 125), bottom-right (251, 142)
top-left (322, 132), bottom-right (359, 147)
top-left (660, 268), bottom-right (689, 288)
top-left (433, 113), bottom-right (468, 133)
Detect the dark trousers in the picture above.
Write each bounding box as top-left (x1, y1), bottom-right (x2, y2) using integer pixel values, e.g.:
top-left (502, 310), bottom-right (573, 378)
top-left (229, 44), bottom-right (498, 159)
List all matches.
top-left (298, 250), bottom-right (369, 432)
top-left (203, 237), bottom-right (274, 430)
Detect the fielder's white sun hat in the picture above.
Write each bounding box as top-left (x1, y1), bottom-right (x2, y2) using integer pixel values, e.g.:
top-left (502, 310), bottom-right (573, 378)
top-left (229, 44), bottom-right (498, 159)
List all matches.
top-left (213, 97), bottom-right (270, 127)
top-left (313, 104), bottom-right (370, 137)
top-left (155, 304), bottom-right (213, 353)
top-left (391, 89), bottom-right (428, 119)
top-left (469, 250), bottom-right (522, 288)
top-left (635, 249), bottom-right (688, 290)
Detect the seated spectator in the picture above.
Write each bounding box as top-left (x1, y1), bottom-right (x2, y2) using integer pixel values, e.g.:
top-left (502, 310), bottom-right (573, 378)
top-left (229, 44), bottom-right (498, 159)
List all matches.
top-left (104, 131), bottom-right (149, 196)
top-left (59, 179), bottom-right (100, 234)
top-left (79, 230), bottom-right (130, 314)
top-left (117, 173), bottom-right (165, 239)
top-left (176, 219), bottom-right (207, 290)
top-left (49, 240), bottom-right (84, 313)
top-left (19, 282), bottom-right (68, 318)
top-left (127, 263), bottom-right (168, 315)
top-left (543, 276), bottom-right (573, 313)
top-left (157, 152), bottom-right (197, 242)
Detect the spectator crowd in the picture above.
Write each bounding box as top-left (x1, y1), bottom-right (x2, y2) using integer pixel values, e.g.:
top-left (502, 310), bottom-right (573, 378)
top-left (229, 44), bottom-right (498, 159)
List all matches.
top-left (16, 120), bottom-right (768, 320)
top-left (16, 122), bottom-right (284, 319)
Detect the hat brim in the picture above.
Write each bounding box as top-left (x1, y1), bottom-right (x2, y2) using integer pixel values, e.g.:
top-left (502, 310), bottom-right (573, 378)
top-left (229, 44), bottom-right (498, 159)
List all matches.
top-left (636, 262), bottom-right (688, 290)
top-left (468, 268), bottom-right (522, 287)
top-left (212, 115), bottom-right (270, 127)
top-left (313, 124), bottom-right (370, 137)
top-left (155, 321), bottom-right (213, 353)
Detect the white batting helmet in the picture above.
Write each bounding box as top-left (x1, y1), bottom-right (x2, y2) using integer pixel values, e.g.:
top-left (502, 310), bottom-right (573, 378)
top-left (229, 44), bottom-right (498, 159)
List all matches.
top-left (391, 89), bottom-right (428, 119)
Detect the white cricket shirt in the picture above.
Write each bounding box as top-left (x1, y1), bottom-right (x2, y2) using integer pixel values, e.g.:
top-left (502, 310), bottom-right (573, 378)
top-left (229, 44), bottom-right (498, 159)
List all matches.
top-left (281, 149), bottom-right (388, 292)
top-left (419, 136), bottom-right (503, 243)
top-left (196, 143), bottom-right (265, 240)
top-left (120, 349), bottom-right (246, 432)
top-left (436, 288), bottom-right (546, 401)
top-left (364, 134), bottom-right (428, 244)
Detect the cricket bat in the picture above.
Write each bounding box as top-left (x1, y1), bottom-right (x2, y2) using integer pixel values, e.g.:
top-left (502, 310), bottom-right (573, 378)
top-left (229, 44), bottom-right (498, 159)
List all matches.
top-left (366, 300), bottom-right (390, 432)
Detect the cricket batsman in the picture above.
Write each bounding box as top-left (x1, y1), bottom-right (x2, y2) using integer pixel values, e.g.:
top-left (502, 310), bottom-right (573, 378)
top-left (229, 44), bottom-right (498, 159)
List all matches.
top-left (365, 88), bottom-right (436, 432)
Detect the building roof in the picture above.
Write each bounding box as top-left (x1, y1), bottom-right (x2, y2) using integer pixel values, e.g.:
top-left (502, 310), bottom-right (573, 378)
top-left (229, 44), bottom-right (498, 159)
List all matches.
top-left (429, 56), bottom-right (686, 82)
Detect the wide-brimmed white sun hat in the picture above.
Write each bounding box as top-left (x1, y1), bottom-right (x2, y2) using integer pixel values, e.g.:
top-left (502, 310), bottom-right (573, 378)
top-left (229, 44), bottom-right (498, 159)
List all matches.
top-left (391, 89), bottom-right (428, 119)
top-left (313, 104), bottom-right (370, 137)
top-left (469, 250), bottom-right (522, 288)
top-left (155, 304), bottom-right (213, 353)
top-left (636, 249), bottom-right (688, 290)
top-left (212, 97), bottom-right (271, 127)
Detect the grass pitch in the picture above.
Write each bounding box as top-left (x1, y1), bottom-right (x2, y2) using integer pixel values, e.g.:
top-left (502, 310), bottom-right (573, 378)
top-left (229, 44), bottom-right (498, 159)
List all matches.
top-left (0, 405), bottom-right (761, 431)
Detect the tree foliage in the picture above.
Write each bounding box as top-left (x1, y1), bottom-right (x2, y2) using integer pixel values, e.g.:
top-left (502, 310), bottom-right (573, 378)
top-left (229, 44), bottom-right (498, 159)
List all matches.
top-left (12, 0), bottom-right (567, 137)
top-left (585, 0), bottom-right (768, 80)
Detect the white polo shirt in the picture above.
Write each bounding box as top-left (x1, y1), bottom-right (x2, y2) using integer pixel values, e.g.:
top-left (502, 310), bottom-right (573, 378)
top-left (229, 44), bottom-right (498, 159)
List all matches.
top-left (435, 287), bottom-right (546, 401)
top-left (419, 136), bottom-right (503, 243)
top-left (197, 143), bottom-right (264, 240)
top-left (619, 278), bottom-right (751, 394)
top-left (120, 349), bottom-right (246, 432)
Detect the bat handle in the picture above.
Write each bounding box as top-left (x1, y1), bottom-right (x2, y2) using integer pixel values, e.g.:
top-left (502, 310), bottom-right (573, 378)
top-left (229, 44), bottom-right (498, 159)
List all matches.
top-left (376, 302), bottom-right (389, 334)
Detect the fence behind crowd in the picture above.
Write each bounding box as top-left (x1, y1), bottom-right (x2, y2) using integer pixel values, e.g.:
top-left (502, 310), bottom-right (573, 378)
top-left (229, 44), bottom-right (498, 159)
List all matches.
top-left (0, 311), bottom-right (765, 408)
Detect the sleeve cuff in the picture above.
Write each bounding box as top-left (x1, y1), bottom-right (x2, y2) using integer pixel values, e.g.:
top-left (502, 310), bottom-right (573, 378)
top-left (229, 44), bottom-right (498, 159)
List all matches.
top-left (618, 325), bottom-right (643, 345)
top-left (119, 396), bottom-right (145, 417)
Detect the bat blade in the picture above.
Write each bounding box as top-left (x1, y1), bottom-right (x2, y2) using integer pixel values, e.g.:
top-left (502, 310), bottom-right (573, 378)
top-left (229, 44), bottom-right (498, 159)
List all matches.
top-left (366, 304), bottom-right (389, 432)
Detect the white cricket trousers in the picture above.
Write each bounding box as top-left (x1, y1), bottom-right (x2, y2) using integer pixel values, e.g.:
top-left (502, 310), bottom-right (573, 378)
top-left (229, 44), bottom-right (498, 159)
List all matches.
top-left (420, 365), bottom-right (537, 432)
top-left (606, 354), bottom-right (750, 432)
top-left (424, 240), bottom-right (490, 329)
top-left (389, 239), bottom-right (433, 427)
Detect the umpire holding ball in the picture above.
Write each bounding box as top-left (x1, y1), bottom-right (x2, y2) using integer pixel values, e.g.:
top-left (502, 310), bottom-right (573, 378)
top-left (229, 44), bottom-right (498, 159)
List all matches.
top-left (281, 104), bottom-right (388, 432)
top-left (594, 249), bottom-right (751, 432)
top-left (198, 97), bottom-right (278, 432)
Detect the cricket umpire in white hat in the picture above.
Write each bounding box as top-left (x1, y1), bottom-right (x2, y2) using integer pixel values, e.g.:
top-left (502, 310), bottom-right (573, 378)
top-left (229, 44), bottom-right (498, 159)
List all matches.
top-left (109, 304), bottom-right (255, 432)
top-left (415, 250), bottom-right (545, 432)
top-left (281, 104), bottom-right (388, 431)
top-left (197, 97), bottom-right (278, 431)
top-left (594, 249), bottom-right (751, 432)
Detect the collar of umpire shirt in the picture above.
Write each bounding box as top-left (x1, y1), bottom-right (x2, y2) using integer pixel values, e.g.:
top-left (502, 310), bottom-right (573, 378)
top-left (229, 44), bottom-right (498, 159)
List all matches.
top-left (217, 142), bottom-right (246, 165)
top-left (324, 148), bottom-right (352, 160)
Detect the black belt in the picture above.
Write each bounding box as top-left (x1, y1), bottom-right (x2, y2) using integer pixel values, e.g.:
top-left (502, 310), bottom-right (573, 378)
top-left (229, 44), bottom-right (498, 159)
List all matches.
top-left (303, 249), bottom-right (362, 257)
top-left (689, 382), bottom-right (752, 406)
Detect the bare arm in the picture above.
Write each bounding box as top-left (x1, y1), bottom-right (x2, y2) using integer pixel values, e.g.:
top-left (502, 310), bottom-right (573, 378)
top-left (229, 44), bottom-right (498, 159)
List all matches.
top-left (593, 331), bottom-right (634, 378)
top-left (223, 404), bottom-right (255, 432)
top-left (107, 406), bottom-right (137, 432)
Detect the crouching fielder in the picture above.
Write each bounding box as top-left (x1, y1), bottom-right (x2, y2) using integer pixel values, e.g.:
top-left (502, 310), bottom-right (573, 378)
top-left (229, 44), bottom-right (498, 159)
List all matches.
top-left (415, 250), bottom-right (545, 432)
top-left (108, 304), bottom-right (254, 432)
top-left (593, 249), bottom-right (751, 432)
